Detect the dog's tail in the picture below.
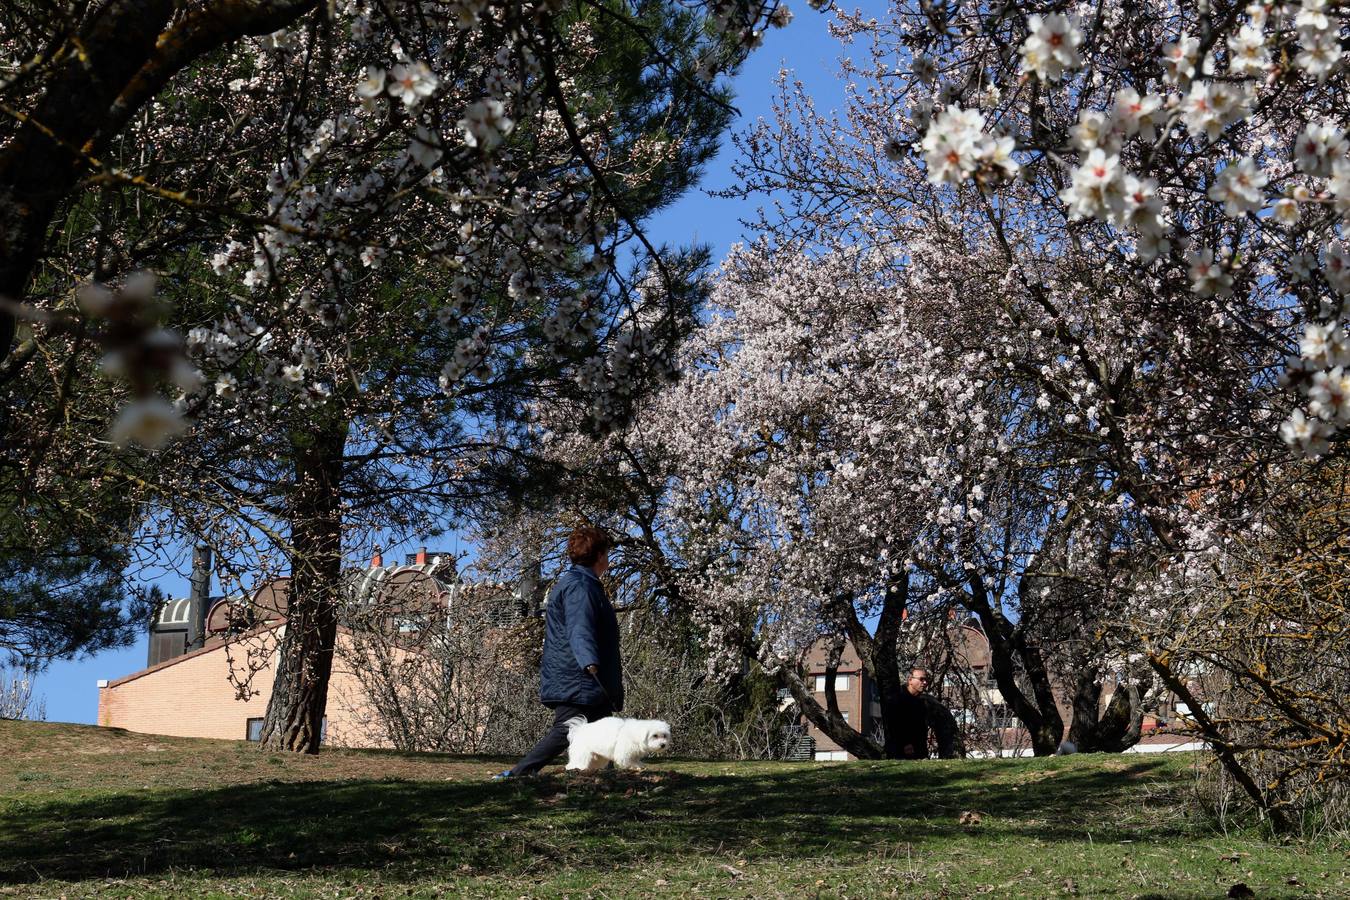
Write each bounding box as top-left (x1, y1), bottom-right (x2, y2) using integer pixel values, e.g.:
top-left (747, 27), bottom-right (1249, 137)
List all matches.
top-left (563, 716), bottom-right (587, 742)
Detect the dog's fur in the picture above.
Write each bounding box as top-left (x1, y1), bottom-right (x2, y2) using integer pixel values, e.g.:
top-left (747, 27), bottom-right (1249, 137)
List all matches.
top-left (564, 716), bottom-right (671, 771)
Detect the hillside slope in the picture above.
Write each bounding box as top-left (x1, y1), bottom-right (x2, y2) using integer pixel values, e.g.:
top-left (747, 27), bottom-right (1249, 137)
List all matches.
top-left (1, 721), bottom-right (1344, 898)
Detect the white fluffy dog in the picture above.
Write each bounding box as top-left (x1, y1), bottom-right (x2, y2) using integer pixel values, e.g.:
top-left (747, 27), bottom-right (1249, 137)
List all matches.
top-left (564, 716), bottom-right (671, 771)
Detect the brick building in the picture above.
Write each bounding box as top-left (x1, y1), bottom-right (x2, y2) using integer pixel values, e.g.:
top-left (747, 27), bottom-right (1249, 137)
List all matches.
top-left (98, 547), bottom-right (528, 747)
top-left (798, 625), bottom-right (1190, 760)
top-left (799, 639), bottom-right (876, 760)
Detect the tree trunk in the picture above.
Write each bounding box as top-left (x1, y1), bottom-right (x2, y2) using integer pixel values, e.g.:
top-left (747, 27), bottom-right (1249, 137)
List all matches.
top-left (261, 422), bottom-right (347, 753)
top-left (838, 572), bottom-right (911, 759)
top-left (778, 665), bottom-right (882, 760)
top-left (1147, 650), bottom-right (1294, 833)
top-left (758, 572), bottom-right (939, 760)
top-left (959, 571), bottom-right (1064, 756)
top-left (1068, 664), bottom-right (1145, 753)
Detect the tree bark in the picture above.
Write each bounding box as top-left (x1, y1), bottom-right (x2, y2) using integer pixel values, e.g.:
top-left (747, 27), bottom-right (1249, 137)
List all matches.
top-left (260, 421), bottom-right (347, 753)
top-left (1068, 664), bottom-right (1145, 753)
top-left (960, 571), bottom-right (1064, 756)
top-left (838, 572), bottom-right (911, 759)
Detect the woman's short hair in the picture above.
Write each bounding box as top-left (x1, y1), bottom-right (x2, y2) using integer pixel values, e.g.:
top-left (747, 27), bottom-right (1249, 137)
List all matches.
top-left (567, 526), bottom-right (613, 567)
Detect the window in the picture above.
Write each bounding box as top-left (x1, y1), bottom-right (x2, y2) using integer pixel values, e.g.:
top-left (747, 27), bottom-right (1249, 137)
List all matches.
top-left (841, 710), bottom-right (850, 723)
top-left (813, 674), bottom-right (850, 692)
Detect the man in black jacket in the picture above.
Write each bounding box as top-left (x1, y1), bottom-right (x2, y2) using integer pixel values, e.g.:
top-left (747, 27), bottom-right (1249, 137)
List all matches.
top-left (496, 526), bottom-right (623, 778)
top-left (895, 667), bottom-right (932, 759)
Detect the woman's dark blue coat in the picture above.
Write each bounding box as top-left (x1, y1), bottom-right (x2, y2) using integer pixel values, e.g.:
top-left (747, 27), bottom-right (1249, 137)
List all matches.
top-left (538, 565), bottom-right (624, 711)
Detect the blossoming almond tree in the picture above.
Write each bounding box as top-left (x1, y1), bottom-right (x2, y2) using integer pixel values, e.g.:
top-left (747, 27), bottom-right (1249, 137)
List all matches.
top-left (0, 0), bottom-right (787, 751)
top-left (713, 0), bottom-right (1343, 771)
top-left (860, 1), bottom-right (1349, 457)
top-left (502, 242), bottom-right (1168, 757)
top-left (674, 247), bottom-right (1191, 756)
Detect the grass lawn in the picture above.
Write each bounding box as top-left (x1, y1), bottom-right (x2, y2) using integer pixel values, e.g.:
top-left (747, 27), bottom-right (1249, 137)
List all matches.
top-left (0, 722), bottom-right (1345, 898)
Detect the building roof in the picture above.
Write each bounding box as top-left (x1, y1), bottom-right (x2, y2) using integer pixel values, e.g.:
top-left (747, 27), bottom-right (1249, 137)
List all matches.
top-left (157, 558), bottom-right (462, 637)
top-left (153, 595), bottom-right (244, 630)
top-left (154, 598), bottom-right (194, 627)
top-left (804, 638), bottom-right (865, 672)
top-left (348, 559), bottom-right (451, 608)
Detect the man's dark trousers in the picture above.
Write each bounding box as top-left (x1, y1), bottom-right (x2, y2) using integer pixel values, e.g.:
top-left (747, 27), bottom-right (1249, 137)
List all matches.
top-left (509, 701), bottom-right (612, 776)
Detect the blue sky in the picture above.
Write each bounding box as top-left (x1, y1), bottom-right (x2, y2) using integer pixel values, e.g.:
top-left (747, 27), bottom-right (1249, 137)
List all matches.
top-left (31, 4), bottom-right (884, 725)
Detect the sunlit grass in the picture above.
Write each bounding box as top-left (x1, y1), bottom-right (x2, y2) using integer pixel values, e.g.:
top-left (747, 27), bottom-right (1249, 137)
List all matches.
top-left (1, 721), bottom-right (1345, 898)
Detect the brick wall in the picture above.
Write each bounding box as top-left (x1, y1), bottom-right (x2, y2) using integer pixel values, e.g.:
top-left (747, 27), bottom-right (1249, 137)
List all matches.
top-left (98, 627), bottom-right (391, 748)
top-left (807, 669), bottom-right (867, 755)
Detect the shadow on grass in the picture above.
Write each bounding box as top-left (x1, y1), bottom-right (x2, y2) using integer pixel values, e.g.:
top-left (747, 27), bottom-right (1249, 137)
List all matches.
top-left (0, 758), bottom-right (1182, 884)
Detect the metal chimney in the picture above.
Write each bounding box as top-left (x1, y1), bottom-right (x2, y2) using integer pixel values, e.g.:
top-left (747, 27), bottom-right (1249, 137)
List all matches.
top-left (187, 545), bottom-right (212, 650)
top-left (519, 552), bottom-right (545, 617)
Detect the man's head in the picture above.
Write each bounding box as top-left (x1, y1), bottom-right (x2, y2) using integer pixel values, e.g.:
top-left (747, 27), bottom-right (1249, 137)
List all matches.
top-left (907, 667), bottom-right (931, 697)
top-left (567, 525), bottom-right (613, 575)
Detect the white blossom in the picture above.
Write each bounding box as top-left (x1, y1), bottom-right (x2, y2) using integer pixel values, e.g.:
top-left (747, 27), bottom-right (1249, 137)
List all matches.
top-left (1182, 81), bottom-right (1250, 141)
top-left (1207, 157), bottom-right (1268, 218)
top-left (1307, 367), bottom-right (1350, 423)
top-left (1186, 247), bottom-right (1233, 297)
top-left (1279, 408), bottom-right (1332, 457)
top-left (1294, 122), bottom-right (1347, 177)
top-left (1070, 109), bottom-right (1116, 153)
top-left (1271, 197), bottom-right (1300, 225)
top-left (355, 65), bottom-right (386, 101)
top-left (1019, 13), bottom-right (1084, 81)
top-left (109, 397), bottom-right (188, 449)
top-left (1226, 24), bottom-right (1270, 75)
top-left (1160, 33), bottom-right (1201, 85)
top-left (1111, 87), bottom-right (1163, 142)
top-left (170, 359), bottom-right (205, 394)
top-left (409, 126), bottom-right (442, 169)
top-left (1060, 149), bottom-right (1123, 220)
top-left (1325, 240), bottom-right (1350, 295)
top-left (1331, 158), bottom-right (1350, 220)
top-left (457, 98), bottom-right (515, 151)
top-left (387, 61), bottom-right (438, 108)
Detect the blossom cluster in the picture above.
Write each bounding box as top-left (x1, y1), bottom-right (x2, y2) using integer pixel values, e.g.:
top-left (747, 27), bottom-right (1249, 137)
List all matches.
top-left (918, 106), bottom-right (1017, 185)
top-left (75, 273), bottom-right (198, 448)
top-left (889, 1), bottom-right (1350, 457)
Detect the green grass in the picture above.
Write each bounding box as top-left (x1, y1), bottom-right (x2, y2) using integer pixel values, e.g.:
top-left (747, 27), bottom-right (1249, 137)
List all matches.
top-left (0, 722), bottom-right (1345, 898)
